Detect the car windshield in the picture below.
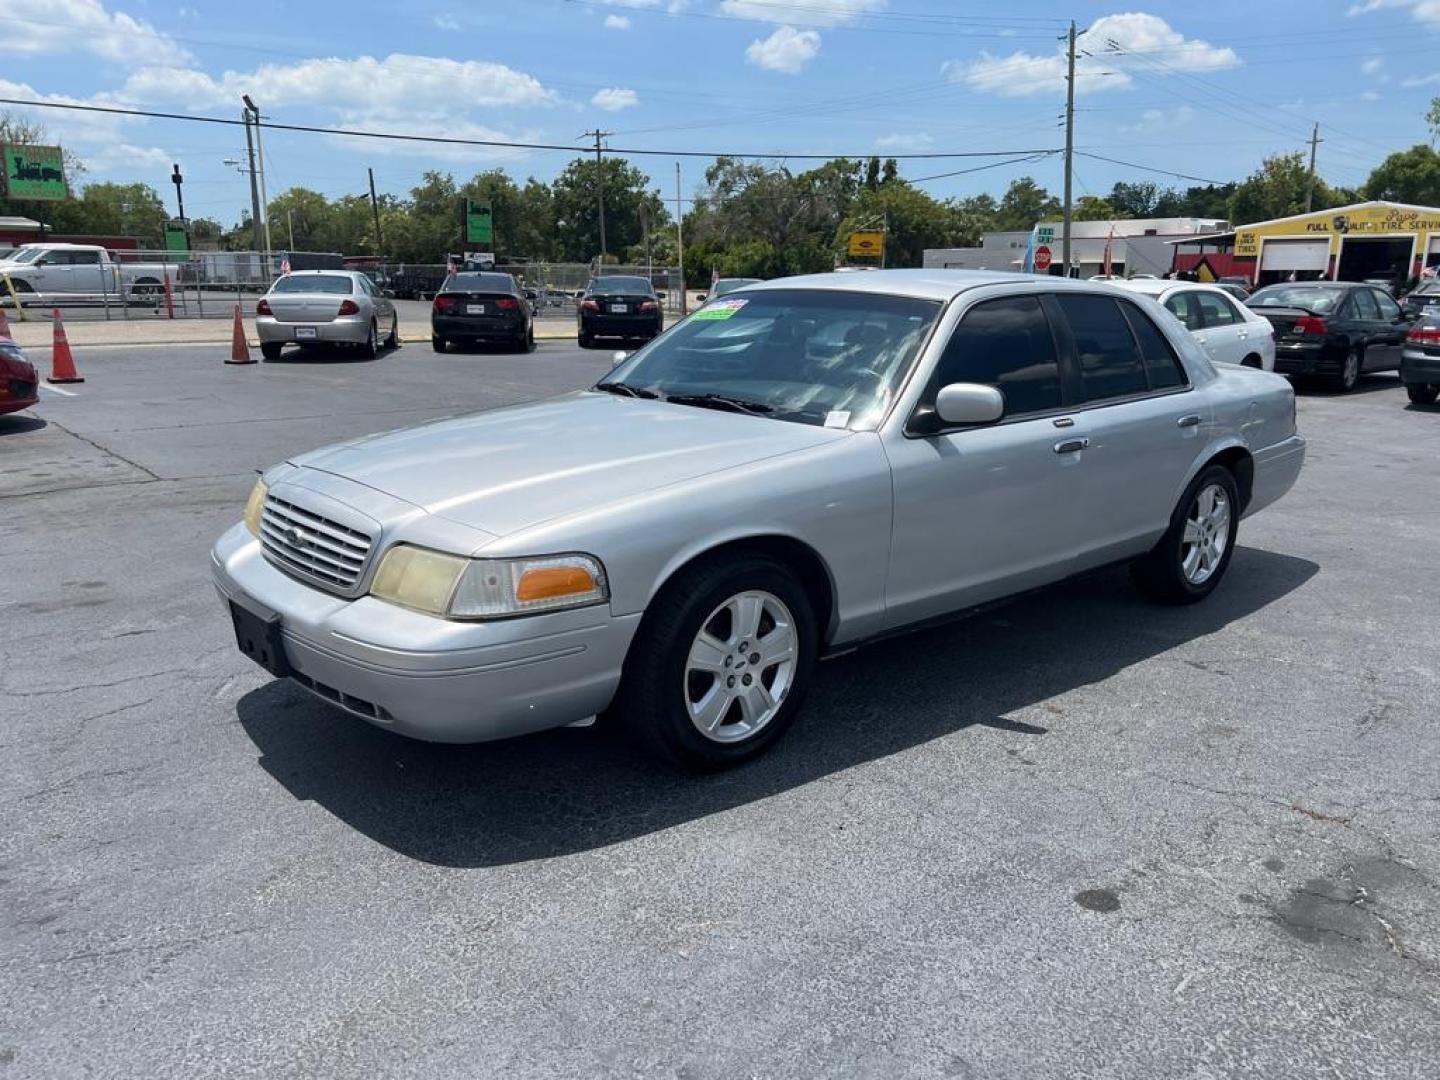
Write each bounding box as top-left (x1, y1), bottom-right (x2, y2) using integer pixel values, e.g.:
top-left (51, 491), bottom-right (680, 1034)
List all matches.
top-left (589, 276), bottom-right (653, 296)
top-left (446, 272), bottom-right (513, 292)
top-left (1248, 285), bottom-right (1346, 313)
top-left (270, 274), bottom-right (354, 295)
top-left (6, 247), bottom-right (44, 264)
top-left (602, 288), bottom-right (940, 429)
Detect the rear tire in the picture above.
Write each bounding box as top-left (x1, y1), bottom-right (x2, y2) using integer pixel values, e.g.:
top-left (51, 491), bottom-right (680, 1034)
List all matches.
top-left (614, 555), bottom-right (818, 770)
top-left (359, 320), bottom-right (379, 360)
top-left (1131, 464), bottom-right (1241, 605)
top-left (260, 342), bottom-right (283, 361)
top-left (431, 336), bottom-right (448, 353)
top-left (578, 331), bottom-right (594, 349)
top-left (1407, 381), bottom-right (1440, 404)
top-left (1333, 347), bottom-right (1361, 392)
top-left (386, 315), bottom-right (399, 348)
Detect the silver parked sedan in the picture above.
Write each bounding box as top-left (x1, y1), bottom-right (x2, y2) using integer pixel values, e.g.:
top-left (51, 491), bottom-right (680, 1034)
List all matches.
top-left (256, 270), bottom-right (398, 360)
top-left (213, 270), bottom-right (1305, 769)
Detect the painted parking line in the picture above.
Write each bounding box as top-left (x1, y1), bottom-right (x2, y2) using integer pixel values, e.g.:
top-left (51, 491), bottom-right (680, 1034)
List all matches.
top-left (39, 383), bottom-right (78, 397)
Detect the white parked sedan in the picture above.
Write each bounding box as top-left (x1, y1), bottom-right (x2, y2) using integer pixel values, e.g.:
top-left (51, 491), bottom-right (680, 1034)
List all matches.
top-left (1114, 280), bottom-right (1275, 371)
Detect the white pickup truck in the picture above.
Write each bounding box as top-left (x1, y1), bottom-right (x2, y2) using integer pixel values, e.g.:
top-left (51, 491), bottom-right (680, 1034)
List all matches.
top-left (0, 243), bottom-right (172, 303)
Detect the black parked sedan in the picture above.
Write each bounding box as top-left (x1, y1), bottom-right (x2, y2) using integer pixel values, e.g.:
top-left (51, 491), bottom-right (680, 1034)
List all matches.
top-left (431, 272), bottom-right (534, 353)
top-left (1247, 281), bottom-right (1409, 392)
top-left (578, 276), bottom-right (663, 348)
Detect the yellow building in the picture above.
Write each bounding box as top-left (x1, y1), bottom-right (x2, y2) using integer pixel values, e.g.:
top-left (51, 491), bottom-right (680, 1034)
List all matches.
top-left (1195, 201), bottom-right (1440, 286)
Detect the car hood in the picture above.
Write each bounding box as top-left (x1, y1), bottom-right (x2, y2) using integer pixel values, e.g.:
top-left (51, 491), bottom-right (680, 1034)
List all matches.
top-left (291, 391), bottom-right (850, 537)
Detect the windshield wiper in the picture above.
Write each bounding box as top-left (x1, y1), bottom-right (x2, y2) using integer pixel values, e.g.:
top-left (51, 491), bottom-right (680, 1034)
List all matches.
top-left (594, 381), bottom-right (661, 399)
top-left (664, 392), bottom-right (774, 416)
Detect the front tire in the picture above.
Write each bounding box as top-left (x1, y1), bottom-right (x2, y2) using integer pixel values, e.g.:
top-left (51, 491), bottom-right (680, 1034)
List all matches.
top-left (1406, 381), bottom-right (1439, 404)
top-left (615, 556), bottom-right (818, 770)
top-left (1131, 464), bottom-right (1240, 605)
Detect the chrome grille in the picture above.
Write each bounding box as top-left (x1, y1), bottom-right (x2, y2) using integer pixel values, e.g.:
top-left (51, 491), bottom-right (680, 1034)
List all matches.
top-left (259, 494), bottom-right (375, 593)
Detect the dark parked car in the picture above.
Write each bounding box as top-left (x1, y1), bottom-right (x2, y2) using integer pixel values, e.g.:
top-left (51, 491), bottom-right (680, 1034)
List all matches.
top-left (1247, 281), bottom-right (1409, 391)
top-left (431, 272), bottom-right (534, 353)
top-left (0, 334), bottom-right (38, 416)
top-left (578, 276), bottom-right (662, 348)
top-left (1399, 279), bottom-right (1440, 319)
top-left (1400, 310), bottom-right (1440, 405)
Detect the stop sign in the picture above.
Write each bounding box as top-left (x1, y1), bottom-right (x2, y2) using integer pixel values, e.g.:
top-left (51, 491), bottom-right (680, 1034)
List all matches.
top-left (1034, 245), bottom-right (1052, 271)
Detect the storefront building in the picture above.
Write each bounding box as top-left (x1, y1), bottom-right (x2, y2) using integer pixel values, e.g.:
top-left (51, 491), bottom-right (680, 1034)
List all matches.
top-left (1171, 201), bottom-right (1440, 287)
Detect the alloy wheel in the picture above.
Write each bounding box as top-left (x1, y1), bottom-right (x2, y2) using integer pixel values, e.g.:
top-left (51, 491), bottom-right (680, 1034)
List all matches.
top-left (684, 590), bottom-right (798, 743)
top-left (1180, 483), bottom-right (1231, 585)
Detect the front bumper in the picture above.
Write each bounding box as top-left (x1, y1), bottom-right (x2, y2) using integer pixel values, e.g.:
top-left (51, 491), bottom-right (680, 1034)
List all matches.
top-left (211, 523), bottom-right (641, 743)
top-left (256, 314), bottom-right (371, 345)
top-left (1400, 350), bottom-right (1440, 385)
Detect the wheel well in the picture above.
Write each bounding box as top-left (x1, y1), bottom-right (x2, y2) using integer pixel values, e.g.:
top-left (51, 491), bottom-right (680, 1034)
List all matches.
top-left (1241, 354), bottom-right (1262, 369)
top-left (1207, 447), bottom-right (1254, 511)
top-left (659, 535), bottom-right (837, 641)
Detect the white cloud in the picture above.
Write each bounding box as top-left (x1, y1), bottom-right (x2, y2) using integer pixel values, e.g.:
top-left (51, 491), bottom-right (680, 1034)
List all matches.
top-left (1120, 104), bottom-right (1195, 135)
top-left (434, 14), bottom-right (461, 30)
top-left (7, 0), bottom-right (193, 67)
top-left (118, 55), bottom-right (557, 112)
top-left (0, 78), bottom-right (171, 177)
top-left (746, 25), bottom-right (821, 74)
top-left (604, 14), bottom-right (631, 28)
top-left (1362, 56), bottom-right (1385, 75)
top-left (1402, 71), bottom-right (1440, 86)
top-left (1362, 89), bottom-right (1383, 100)
top-left (721, 0), bottom-right (884, 27)
top-left (325, 109), bottom-right (543, 163)
top-left (948, 13), bottom-right (1238, 98)
top-left (1348, 0), bottom-right (1440, 25)
top-left (591, 87), bottom-right (639, 111)
top-left (875, 131), bottom-right (933, 151)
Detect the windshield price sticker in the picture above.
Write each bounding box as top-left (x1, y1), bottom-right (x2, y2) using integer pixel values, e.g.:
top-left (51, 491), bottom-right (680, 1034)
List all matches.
top-left (824, 410), bottom-right (850, 428)
top-left (692, 298), bottom-right (748, 320)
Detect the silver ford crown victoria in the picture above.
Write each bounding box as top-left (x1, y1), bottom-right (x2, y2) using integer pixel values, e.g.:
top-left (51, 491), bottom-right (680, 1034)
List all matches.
top-left (213, 270), bottom-right (1305, 769)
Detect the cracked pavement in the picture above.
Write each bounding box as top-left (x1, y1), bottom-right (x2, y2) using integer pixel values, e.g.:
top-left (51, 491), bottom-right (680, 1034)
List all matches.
top-left (1, 345), bottom-right (1438, 1078)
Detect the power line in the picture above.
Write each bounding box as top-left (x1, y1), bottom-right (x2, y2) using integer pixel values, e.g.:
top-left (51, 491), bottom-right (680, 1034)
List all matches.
top-left (0, 97), bottom-right (1058, 161)
top-left (908, 151), bottom-right (1058, 185)
top-left (1073, 152), bottom-right (1226, 187)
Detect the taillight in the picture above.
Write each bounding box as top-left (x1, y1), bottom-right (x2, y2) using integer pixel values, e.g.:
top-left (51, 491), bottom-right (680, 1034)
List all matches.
top-left (496, 297), bottom-right (519, 310)
top-left (337, 299), bottom-right (360, 316)
top-left (581, 299), bottom-right (600, 312)
top-left (639, 300), bottom-right (658, 313)
top-left (256, 298), bottom-right (272, 316)
top-left (1293, 315), bottom-right (1328, 335)
top-left (433, 295), bottom-right (456, 313)
top-left (1408, 326), bottom-right (1440, 345)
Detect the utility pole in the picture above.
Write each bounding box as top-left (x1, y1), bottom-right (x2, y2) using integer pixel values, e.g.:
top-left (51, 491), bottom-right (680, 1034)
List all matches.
top-left (368, 167), bottom-right (384, 257)
top-left (243, 96), bottom-right (272, 267)
top-left (1305, 123), bottom-right (1323, 213)
top-left (287, 209), bottom-right (295, 251)
top-left (241, 109), bottom-right (263, 255)
top-left (170, 163), bottom-right (186, 224)
top-left (1062, 19), bottom-right (1077, 278)
top-left (582, 129), bottom-right (612, 264)
top-left (675, 162), bottom-right (685, 314)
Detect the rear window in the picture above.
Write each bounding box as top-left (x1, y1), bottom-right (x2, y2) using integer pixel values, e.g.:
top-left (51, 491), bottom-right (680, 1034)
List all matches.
top-left (270, 274), bottom-right (354, 295)
top-left (446, 272), bottom-right (514, 293)
top-left (589, 276), bottom-right (653, 296)
top-left (1120, 301), bottom-right (1188, 390)
top-left (1248, 285), bottom-right (1345, 313)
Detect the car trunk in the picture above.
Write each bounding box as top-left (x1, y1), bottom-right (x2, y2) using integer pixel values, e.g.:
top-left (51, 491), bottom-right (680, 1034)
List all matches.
top-left (587, 291), bottom-right (653, 317)
top-left (435, 290), bottom-right (521, 325)
top-left (266, 295), bottom-right (351, 323)
top-left (1253, 306), bottom-right (1321, 340)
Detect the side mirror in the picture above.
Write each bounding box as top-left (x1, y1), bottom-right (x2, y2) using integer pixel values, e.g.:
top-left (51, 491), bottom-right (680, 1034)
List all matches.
top-left (935, 383), bottom-right (1004, 425)
top-left (611, 350), bottom-right (630, 366)
top-left (696, 293), bottom-right (707, 302)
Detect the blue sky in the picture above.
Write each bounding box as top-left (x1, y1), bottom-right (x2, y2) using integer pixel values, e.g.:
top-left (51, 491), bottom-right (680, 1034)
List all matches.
top-left (4, 0), bottom-right (1440, 226)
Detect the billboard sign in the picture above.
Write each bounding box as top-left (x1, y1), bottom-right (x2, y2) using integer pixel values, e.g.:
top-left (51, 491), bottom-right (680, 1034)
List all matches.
top-left (2, 144), bottom-right (67, 201)
top-left (164, 220), bottom-right (190, 253)
top-left (464, 199), bottom-right (493, 245)
top-left (848, 230), bottom-right (885, 258)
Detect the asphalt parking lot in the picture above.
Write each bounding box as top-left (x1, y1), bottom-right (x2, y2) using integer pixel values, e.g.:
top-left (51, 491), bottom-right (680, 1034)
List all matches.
top-left (2, 342), bottom-right (1437, 1078)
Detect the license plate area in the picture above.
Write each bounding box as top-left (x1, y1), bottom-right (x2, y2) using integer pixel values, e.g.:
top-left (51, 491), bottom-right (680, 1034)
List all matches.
top-left (611, 303), bottom-right (628, 313)
top-left (229, 601), bottom-right (291, 677)
top-left (466, 303), bottom-right (485, 314)
top-left (295, 326), bottom-right (318, 340)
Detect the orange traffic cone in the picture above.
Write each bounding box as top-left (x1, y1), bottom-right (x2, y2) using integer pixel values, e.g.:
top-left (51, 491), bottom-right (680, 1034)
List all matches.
top-left (226, 303), bottom-right (254, 365)
top-left (48, 309), bottom-right (84, 384)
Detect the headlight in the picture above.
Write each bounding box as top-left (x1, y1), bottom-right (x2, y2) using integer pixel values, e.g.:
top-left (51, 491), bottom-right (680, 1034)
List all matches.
top-left (369, 547), bottom-right (608, 620)
top-left (243, 477), bottom-right (268, 537)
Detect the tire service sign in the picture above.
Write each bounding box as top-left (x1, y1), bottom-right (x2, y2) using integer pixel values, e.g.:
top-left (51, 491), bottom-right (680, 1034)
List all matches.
top-left (2, 144), bottom-right (67, 200)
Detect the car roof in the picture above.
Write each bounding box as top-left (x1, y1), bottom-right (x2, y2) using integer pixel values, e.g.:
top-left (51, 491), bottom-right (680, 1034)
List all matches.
top-left (282, 269), bottom-right (359, 276)
top-left (1110, 279), bottom-right (1237, 298)
top-left (741, 268), bottom-right (1155, 302)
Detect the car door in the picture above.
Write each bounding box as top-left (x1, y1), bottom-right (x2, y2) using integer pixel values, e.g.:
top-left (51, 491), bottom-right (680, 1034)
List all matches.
top-left (31, 251), bottom-right (73, 294)
top-left (67, 249), bottom-right (104, 293)
top-left (1368, 287), bottom-right (1407, 371)
top-left (884, 293), bottom-right (1090, 626)
top-left (1348, 287), bottom-right (1385, 372)
top-left (1194, 290), bottom-right (1249, 366)
top-left (1051, 293), bottom-right (1208, 569)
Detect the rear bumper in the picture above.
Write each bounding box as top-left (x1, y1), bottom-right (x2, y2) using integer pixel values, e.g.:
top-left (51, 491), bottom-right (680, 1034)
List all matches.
top-left (580, 313), bottom-right (662, 338)
top-left (1272, 342), bottom-right (1332, 376)
top-left (1400, 350), bottom-right (1440, 384)
top-left (432, 314), bottom-right (526, 340)
top-left (256, 314), bottom-right (371, 345)
top-left (1245, 434), bottom-right (1306, 519)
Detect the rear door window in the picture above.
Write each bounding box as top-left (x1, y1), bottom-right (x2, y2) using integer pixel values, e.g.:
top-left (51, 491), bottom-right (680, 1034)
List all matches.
top-left (931, 295), bottom-right (1063, 417)
top-left (1119, 301), bottom-right (1188, 390)
top-left (1054, 294), bottom-right (1149, 402)
top-left (1373, 289), bottom-right (1402, 321)
top-left (1351, 289), bottom-right (1380, 321)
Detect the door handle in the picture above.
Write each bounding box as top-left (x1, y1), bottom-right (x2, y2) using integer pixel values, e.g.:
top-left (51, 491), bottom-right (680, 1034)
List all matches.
top-left (1177, 414), bottom-right (1202, 428)
top-left (1053, 437), bottom-right (1089, 454)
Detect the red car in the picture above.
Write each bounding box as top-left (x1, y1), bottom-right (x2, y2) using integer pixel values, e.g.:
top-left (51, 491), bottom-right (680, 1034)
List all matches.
top-left (0, 335), bottom-right (39, 416)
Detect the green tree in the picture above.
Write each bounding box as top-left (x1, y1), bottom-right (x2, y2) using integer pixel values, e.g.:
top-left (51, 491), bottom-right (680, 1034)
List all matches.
top-left (1107, 181), bottom-right (1165, 218)
top-left (550, 157), bottom-right (667, 263)
top-left (1228, 153), bottom-right (1342, 224)
top-left (1363, 144), bottom-right (1440, 205)
top-left (1428, 97), bottom-right (1440, 147)
top-left (946, 194), bottom-right (998, 246)
top-left (267, 187), bottom-right (336, 252)
top-left (994, 177), bottom-right (1060, 231)
top-left (1073, 195), bottom-right (1117, 221)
